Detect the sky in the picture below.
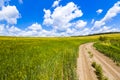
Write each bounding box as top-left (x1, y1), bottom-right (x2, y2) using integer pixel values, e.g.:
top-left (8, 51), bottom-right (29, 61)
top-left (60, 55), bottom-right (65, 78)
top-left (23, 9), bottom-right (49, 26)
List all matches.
top-left (0, 0), bottom-right (120, 36)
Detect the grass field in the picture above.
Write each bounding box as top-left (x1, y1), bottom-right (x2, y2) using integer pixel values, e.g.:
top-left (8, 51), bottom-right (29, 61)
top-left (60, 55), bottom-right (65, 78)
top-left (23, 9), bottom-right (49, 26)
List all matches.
top-left (94, 34), bottom-right (120, 65)
top-left (0, 33), bottom-right (119, 80)
top-left (0, 36), bottom-right (97, 80)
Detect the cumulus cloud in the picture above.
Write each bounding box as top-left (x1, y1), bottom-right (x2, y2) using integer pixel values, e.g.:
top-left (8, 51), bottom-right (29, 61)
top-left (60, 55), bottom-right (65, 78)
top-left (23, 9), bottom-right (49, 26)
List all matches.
top-left (0, 5), bottom-right (20, 24)
top-left (52, 0), bottom-right (61, 7)
top-left (1, 1), bottom-right (119, 37)
top-left (0, 0), bottom-right (21, 36)
top-left (43, 9), bottom-right (53, 26)
top-left (65, 28), bottom-right (91, 36)
top-left (102, 1), bottom-right (120, 21)
top-left (74, 20), bottom-right (87, 29)
top-left (0, 24), bottom-right (22, 36)
top-left (0, 23), bottom-right (43, 36)
top-left (5, 26), bottom-right (21, 36)
top-left (43, 2), bottom-right (85, 32)
top-left (18, 24), bottom-right (54, 37)
top-left (27, 23), bottom-right (42, 31)
top-left (0, 1), bottom-right (88, 36)
top-left (15, 1), bottom-right (87, 36)
top-left (8, 26), bottom-right (21, 33)
top-left (96, 9), bottom-right (103, 14)
top-left (92, 1), bottom-right (120, 29)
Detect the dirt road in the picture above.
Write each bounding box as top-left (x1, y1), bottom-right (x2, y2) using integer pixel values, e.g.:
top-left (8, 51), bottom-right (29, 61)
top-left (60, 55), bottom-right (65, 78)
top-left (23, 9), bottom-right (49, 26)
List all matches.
top-left (77, 42), bottom-right (120, 80)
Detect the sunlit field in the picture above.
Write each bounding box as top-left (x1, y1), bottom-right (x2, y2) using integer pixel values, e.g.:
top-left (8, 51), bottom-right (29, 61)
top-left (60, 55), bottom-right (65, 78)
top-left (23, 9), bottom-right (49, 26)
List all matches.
top-left (0, 36), bottom-right (97, 80)
top-left (0, 33), bottom-right (120, 80)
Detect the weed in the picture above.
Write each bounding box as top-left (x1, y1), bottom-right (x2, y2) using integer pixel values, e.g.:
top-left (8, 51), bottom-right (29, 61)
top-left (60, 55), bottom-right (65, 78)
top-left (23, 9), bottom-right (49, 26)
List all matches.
top-left (92, 62), bottom-right (108, 80)
top-left (88, 51), bottom-right (93, 58)
top-left (94, 38), bottom-right (120, 65)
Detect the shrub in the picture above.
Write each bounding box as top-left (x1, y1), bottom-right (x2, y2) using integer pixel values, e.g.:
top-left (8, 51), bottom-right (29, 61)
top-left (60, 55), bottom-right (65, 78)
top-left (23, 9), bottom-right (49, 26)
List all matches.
top-left (99, 36), bottom-right (107, 41)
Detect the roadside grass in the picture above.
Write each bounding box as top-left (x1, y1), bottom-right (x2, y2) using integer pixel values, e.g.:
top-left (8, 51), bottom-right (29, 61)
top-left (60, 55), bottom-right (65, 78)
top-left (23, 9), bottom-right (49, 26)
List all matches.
top-left (92, 62), bottom-right (108, 80)
top-left (94, 36), bottom-right (120, 65)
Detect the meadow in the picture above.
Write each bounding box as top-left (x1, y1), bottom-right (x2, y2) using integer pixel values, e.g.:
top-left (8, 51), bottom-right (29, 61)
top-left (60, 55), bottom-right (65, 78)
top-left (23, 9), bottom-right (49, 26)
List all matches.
top-left (0, 36), bottom-right (97, 80)
top-left (0, 33), bottom-right (119, 80)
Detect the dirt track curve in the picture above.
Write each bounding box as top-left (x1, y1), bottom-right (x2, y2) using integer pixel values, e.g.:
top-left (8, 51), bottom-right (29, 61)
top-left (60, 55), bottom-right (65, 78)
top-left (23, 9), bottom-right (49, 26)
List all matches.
top-left (77, 42), bottom-right (120, 80)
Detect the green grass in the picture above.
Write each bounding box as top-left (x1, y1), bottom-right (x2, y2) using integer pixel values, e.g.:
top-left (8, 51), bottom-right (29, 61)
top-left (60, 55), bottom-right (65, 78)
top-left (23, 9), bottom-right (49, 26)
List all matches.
top-left (0, 37), bottom-right (96, 80)
top-left (94, 36), bottom-right (120, 64)
top-left (92, 62), bottom-right (108, 80)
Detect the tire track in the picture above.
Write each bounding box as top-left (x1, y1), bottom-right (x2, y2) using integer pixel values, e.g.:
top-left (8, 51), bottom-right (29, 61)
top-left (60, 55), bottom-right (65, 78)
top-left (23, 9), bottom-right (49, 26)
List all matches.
top-left (77, 44), bottom-right (97, 80)
top-left (88, 43), bottom-right (120, 80)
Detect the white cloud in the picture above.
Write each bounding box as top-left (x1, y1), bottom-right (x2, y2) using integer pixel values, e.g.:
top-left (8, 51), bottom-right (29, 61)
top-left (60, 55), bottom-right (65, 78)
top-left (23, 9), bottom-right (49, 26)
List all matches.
top-left (27, 23), bottom-right (42, 31)
top-left (43, 2), bottom-right (84, 32)
top-left (95, 26), bottom-right (111, 33)
top-left (0, 23), bottom-right (119, 37)
top-left (65, 28), bottom-right (90, 36)
top-left (74, 20), bottom-right (87, 29)
top-left (19, 31), bottom-right (39, 36)
top-left (0, 24), bottom-right (22, 36)
top-left (80, 28), bottom-right (90, 35)
top-left (72, 28), bottom-right (91, 36)
top-left (92, 21), bottom-right (105, 30)
top-left (52, 0), bottom-right (61, 7)
top-left (43, 9), bottom-right (53, 26)
top-left (43, 2), bottom-right (87, 36)
top-left (0, 22), bottom-right (53, 37)
top-left (19, 0), bottom-right (23, 4)
top-left (102, 1), bottom-right (120, 21)
top-left (66, 28), bottom-right (75, 34)
top-left (5, 26), bottom-right (21, 36)
top-left (0, 1), bottom-right (87, 37)
top-left (96, 9), bottom-right (103, 14)
top-left (91, 26), bottom-right (120, 34)
top-left (0, 24), bottom-right (5, 34)
top-left (0, 5), bottom-right (20, 24)
top-left (92, 1), bottom-right (120, 29)
top-left (17, 23), bottom-right (52, 36)
top-left (8, 26), bottom-right (21, 33)
top-left (1, 1), bottom-right (119, 37)
top-left (0, 0), bottom-right (21, 36)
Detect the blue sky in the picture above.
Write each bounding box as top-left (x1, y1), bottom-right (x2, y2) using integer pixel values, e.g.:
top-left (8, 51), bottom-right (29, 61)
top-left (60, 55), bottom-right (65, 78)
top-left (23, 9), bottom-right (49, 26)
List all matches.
top-left (0, 0), bottom-right (120, 36)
